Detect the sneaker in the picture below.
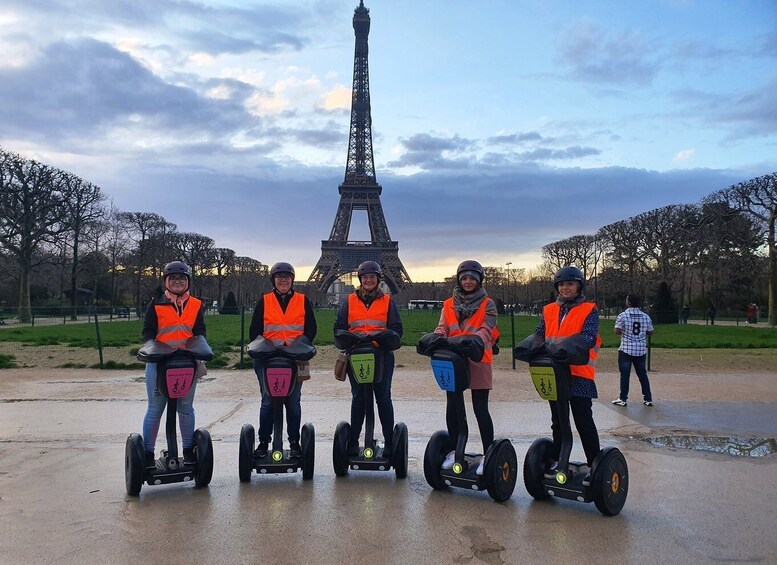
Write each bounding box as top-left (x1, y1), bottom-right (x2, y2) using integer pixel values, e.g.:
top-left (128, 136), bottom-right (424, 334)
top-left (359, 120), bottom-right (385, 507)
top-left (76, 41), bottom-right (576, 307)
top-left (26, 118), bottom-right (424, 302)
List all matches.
top-left (643, 400), bottom-right (653, 406)
top-left (289, 441), bottom-right (302, 458)
top-left (254, 441), bottom-right (268, 458)
top-left (347, 439), bottom-right (360, 457)
top-left (145, 451), bottom-right (157, 471)
top-left (476, 456), bottom-right (485, 476)
top-left (441, 450), bottom-right (456, 470)
top-left (582, 472), bottom-right (591, 486)
top-left (382, 445), bottom-right (392, 462)
top-left (183, 447), bottom-right (196, 465)
top-left (612, 398), bottom-right (627, 407)
top-left (543, 461), bottom-right (558, 479)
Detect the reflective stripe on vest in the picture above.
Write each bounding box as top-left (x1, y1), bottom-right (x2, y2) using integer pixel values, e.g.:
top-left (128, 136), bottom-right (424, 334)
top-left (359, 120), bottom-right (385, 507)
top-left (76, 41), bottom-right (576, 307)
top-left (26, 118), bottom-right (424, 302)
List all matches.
top-left (441, 297), bottom-right (495, 364)
top-left (542, 301), bottom-right (602, 380)
top-left (347, 293), bottom-right (389, 335)
top-left (154, 297), bottom-right (202, 349)
top-left (263, 292), bottom-right (305, 346)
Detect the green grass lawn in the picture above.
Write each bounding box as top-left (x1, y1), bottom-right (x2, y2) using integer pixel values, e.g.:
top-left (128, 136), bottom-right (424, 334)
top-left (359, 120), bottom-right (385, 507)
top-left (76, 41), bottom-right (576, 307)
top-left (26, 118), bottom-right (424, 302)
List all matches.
top-left (0, 309), bottom-right (774, 350)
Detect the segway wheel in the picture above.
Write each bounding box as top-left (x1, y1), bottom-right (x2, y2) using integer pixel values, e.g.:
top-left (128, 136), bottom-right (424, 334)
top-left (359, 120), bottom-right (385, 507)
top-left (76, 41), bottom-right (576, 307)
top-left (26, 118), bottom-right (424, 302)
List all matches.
top-left (423, 430), bottom-right (450, 491)
top-left (125, 433), bottom-right (145, 496)
top-left (301, 422), bottom-right (315, 480)
top-left (332, 421), bottom-right (350, 477)
top-left (523, 438), bottom-right (554, 500)
top-left (591, 447), bottom-right (629, 516)
top-left (484, 439), bottom-right (518, 503)
top-left (239, 424), bottom-right (255, 483)
top-left (193, 428), bottom-right (214, 488)
top-left (393, 422), bottom-right (409, 479)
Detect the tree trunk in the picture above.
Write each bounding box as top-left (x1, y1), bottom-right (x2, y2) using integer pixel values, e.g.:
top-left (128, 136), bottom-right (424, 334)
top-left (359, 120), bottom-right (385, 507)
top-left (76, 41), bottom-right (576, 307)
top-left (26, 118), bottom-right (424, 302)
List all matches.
top-left (768, 216), bottom-right (776, 326)
top-left (18, 264), bottom-right (31, 323)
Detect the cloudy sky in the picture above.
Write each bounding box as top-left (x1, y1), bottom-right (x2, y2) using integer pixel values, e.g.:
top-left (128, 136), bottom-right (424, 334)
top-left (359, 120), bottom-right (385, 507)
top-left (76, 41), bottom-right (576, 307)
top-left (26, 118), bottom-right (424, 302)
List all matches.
top-left (1, 0), bottom-right (775, 282)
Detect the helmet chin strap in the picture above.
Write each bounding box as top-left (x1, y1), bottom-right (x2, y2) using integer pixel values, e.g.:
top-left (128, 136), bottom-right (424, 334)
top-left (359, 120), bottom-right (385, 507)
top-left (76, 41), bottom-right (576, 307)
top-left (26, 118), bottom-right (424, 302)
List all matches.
top-left (165, 279), bottom-right (189, 297)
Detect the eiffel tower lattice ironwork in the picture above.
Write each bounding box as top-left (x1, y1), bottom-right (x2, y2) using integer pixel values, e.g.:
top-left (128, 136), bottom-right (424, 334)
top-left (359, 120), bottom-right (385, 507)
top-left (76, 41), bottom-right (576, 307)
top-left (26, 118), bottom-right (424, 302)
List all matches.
top-left (308, 0), bottom-right (410, 295)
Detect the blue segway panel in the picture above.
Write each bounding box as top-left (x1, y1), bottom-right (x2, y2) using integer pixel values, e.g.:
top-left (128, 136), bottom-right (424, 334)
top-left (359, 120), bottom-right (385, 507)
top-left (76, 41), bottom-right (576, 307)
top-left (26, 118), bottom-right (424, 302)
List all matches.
top-left (430, 350), bottom-right (469, 392)
top-left (431, 359), bottom-right (456, 391)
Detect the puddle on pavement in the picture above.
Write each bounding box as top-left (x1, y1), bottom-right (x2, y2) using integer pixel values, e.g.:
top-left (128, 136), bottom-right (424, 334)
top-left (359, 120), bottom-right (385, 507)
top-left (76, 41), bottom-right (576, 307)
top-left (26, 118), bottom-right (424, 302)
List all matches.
top-left (645, 435), bottom-right (777, 457)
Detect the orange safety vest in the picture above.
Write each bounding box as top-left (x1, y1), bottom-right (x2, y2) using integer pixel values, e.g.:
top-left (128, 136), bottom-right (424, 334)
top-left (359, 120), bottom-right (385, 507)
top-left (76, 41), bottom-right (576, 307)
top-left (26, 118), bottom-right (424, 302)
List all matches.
top-left (441, 297), bottom-right (497, 364)
top-left (542, 301), bottom-right (602, 380)
top-left (347, 293), bottom-right (389, 335)
top-left (263, 292), bottom-right (305, 346)
top-left (154, 297), bottom-right (202, 349)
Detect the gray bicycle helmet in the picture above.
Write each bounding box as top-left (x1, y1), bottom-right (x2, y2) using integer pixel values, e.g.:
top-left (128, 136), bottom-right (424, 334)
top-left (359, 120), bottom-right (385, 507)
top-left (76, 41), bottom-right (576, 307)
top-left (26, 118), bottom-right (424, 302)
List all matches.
top-left (357, 261), bottom-right (382, 281)
top-left (456, 260), bottom-right (484, 285)
top-left (270, 262), bottom-right (295, 281)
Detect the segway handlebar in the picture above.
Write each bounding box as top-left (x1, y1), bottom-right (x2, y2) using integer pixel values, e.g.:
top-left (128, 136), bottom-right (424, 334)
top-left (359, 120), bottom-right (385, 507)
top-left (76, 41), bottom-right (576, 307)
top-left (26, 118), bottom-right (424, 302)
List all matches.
top-left (416, 332), bottom-right (485, 362)
top-left (137, 335), bottom-right (214, 363)
top-left (247, 335), bottom-right (317, 361)
top-left (513, 334), bottom-right (590, 366)
top-left (334, 329), bottom-right (401, 352)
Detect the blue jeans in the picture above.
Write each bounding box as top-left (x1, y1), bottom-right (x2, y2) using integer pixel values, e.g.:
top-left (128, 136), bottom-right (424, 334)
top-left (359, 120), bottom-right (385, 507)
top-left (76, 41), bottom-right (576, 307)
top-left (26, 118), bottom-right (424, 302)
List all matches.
top-left (142, 362), bottom-right (197, 452)
top-left (618, 350), bottom-right (652, 402)
top-left (348, 352), bottom-right (395, 445)
top-left (254, 360), bottom-right (303, 444)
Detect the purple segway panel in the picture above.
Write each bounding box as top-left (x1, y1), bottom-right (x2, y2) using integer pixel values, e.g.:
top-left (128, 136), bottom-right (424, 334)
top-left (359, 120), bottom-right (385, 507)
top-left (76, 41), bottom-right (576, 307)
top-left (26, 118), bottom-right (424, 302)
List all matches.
top-left (431, 359), bottom-right (456, 392)
top-left (267, 367), bottom-right (293, 397)
top-left (166, 367), bottom-right (195, 398)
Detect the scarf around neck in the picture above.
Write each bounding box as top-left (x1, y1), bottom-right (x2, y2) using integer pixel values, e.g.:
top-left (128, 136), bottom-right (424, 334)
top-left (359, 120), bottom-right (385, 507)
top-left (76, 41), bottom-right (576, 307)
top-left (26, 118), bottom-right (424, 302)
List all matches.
top-left (164, 289), bottom-right (190, 312)
top-left (556, 292), bottom-right (587, 309)
top-left (452, 286), bottom-right (488, 321)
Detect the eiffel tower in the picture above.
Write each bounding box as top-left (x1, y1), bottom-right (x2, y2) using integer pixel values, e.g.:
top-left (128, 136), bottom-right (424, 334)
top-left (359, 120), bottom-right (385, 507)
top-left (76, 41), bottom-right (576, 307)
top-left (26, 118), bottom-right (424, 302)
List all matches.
top-left (308, 0), bottom-right (410, 295)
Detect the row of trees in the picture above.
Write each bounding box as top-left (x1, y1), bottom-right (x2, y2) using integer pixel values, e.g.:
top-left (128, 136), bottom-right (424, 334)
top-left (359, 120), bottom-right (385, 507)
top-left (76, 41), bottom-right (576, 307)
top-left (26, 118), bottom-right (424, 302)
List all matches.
top-left (0, 148), bottom-right (281, 322)
top-left (537, 173), bottom-right (776, 324)
top-left (1, 146), bottom-right (774, 324)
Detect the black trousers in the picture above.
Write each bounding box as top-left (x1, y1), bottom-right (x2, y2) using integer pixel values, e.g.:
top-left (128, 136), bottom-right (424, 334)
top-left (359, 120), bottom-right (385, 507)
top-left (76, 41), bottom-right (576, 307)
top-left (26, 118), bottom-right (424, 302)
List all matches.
top-left (446, 389), bottom-right (494, 453)
top-left (549, 396), bottom-right (600, 466)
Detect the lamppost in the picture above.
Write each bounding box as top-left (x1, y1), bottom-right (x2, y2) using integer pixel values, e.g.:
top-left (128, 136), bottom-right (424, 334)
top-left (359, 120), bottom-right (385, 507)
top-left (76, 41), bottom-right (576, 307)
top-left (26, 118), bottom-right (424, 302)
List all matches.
top-left (505, 262), bottom-right (512, 308)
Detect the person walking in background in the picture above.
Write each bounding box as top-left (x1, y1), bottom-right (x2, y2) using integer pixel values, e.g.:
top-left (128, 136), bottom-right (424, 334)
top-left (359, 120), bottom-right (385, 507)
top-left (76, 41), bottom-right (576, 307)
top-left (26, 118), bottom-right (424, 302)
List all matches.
top-left (612, 294), bottom-right (654, 407)
top-left (681, 304), bottom-right (690, 324)
top-left (707, 304), bottom-right (717, 325)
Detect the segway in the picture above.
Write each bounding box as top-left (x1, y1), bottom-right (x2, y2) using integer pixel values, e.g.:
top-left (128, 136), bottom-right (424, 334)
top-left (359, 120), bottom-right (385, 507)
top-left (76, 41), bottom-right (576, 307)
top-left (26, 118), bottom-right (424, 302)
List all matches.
top-left (514, 334), bottom-right (629, 516)
top-left (238, 336), bottom-right (316, 482)
top-left (331, 330), bottom-right (408, 479)
top-left (417, 333), bottom-right (517, 503)
top-left (125, 336), bottom-right (215, 496)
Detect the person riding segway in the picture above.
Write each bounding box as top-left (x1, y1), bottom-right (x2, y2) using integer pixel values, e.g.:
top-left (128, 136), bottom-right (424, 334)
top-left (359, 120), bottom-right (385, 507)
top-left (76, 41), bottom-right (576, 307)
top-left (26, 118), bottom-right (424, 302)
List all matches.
top-left (331, 261), bottom-right (408, 478)
top-left (125, 261), bottom-right (214, 496)
top-left (514, 266), bottom-right (628, 516)
top-left (240, 262), bottom-right (317, 482)
top-left (417, 260), bottom-right (517, 502)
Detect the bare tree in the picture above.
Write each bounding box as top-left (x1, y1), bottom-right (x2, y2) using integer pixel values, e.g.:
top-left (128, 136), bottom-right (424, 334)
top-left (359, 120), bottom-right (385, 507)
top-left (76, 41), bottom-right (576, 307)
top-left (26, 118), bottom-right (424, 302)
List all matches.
top-left (61, 171), bottom-right (105, 319)
top-left (717, 173), bottom-right (777, 325)
top-left (0, 149), bottom-right (65, 322)
top-left (212, 247), bottom-right (236, 306)
top-left (172, 232), bottom-right (215, 296)
top-left (118, 212), bottom-right (175, 311)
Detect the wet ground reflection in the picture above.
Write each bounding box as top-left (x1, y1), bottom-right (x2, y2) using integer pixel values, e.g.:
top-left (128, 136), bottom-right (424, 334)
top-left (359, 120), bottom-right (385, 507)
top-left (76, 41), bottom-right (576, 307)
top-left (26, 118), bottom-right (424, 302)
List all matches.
top-left (645, 435), bottom-right (777, 457)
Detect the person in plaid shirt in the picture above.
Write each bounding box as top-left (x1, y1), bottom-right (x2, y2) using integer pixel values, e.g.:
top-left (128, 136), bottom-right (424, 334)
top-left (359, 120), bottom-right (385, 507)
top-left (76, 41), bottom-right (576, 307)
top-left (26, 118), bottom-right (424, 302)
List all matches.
top-left (612, 294), bottom-right (654, 407)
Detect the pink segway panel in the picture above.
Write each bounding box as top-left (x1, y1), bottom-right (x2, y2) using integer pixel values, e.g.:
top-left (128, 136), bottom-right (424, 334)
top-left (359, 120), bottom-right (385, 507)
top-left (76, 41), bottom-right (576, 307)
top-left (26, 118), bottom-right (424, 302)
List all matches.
top-left (267, 367), bottom-right (293, 397)
top-left (166, 367), bottom-right (195, 398)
